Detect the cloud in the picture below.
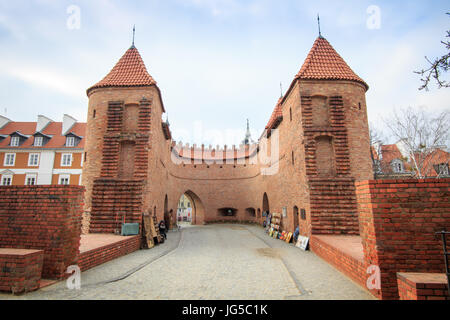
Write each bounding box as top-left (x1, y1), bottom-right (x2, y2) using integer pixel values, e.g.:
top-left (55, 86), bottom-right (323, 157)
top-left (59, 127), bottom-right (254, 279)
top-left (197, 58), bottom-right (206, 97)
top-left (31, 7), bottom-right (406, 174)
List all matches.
top-left (0, 0), bottom-right (448, 146)
top-left (1, 62), bottom-right (85, 98)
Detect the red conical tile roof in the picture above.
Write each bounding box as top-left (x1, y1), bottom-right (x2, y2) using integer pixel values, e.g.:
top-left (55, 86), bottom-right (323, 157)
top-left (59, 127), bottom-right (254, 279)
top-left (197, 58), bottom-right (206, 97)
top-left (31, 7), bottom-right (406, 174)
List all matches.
top-left (265, 97), bottom-right (283, 130)
top-left (296, 37), bottom-right (368, 90)
top-left (87, 46), bottom-right (157, 95)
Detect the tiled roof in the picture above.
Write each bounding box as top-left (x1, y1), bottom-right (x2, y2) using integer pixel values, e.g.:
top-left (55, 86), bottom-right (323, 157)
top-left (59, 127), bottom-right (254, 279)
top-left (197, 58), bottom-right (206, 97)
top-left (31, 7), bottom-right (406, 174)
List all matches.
top-left (162, 121), bottom-right (172, 140)
top-left (419, 148), bottom-right (450, 177)
top-left (380, 144), bottom-right (403, 163)
top-left (0, 121), bottom-right (86, 149)
top-left (0, 122), bottom-right (36, 135)
top-left (87, 46), bottom-right (157, 95)
top-left (379, 144), bottom-right (413, 173)
top-left (296, 37), bottom-right (368, 90)
top-left (265, 97), bottom-right (283, 130)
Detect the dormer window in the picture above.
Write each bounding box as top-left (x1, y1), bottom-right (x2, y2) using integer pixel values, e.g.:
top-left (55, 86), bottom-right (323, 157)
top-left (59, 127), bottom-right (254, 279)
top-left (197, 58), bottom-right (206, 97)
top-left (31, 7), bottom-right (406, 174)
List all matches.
top-left (391, 159), bottom-right (404, 173)
top-left (435, 163), bottom-right (449, 176)
top-left (34, 136), bottom-right (43, 147)
top-left (64, 133), bottom-right (81, 147)
top-left (10, 136), bottom-right (20, 147)
top-left (66, 136), bottom-right (75, 147)
top-left (33, 133), bottom-right (51, 147)
top-left (9, 132), bottom-right (28, 147)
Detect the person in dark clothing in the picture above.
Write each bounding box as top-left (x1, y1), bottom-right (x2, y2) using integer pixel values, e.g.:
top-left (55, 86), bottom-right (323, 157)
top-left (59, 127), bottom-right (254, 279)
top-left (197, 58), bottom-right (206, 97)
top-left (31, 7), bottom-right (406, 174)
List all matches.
top-left (293, 226), bottom-right (300, 243)
top-left (159, 220), bottom-right (167, 240)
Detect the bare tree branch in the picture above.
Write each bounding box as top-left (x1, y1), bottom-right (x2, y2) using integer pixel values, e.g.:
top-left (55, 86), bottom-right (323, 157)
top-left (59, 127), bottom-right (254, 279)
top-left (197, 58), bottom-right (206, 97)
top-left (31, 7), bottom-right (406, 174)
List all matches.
top-left (383, 107), bottom-right (450, 178)
top-left (415, 13), bottom-right (450, 90)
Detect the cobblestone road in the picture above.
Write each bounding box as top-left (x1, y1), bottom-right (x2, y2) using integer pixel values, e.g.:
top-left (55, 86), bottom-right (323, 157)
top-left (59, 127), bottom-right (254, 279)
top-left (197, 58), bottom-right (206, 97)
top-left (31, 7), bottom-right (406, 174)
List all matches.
top-left (0, 224), bottom-right (375, 300)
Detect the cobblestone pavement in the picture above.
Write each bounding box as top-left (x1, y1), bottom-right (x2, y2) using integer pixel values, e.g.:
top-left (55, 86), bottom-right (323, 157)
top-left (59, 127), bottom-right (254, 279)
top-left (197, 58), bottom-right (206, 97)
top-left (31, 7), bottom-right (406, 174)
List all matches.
top-left (0, 224), bottom-right (375, 300)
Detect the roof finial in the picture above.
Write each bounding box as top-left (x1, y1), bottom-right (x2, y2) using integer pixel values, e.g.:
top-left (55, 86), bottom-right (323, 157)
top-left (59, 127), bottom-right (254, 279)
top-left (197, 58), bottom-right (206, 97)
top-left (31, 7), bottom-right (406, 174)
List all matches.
top-left (317, 14), bottom-right (322, 38)
top-left (131, 25), bottom-right (136, 48)
top-left (280, 82), bottom-right (283, 98)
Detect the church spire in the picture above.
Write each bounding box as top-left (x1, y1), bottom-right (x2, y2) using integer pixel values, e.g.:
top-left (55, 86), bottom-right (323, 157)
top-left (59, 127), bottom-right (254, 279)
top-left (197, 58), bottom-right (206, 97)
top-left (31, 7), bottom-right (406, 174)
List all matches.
top-left (242, 119), bottom-right (254, 145)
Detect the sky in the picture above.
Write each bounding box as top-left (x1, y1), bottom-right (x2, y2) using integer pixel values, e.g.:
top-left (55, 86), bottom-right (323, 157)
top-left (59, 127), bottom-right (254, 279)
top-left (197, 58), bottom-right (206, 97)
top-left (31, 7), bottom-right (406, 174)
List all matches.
top-left (0, 0), bottom-right (449, 146)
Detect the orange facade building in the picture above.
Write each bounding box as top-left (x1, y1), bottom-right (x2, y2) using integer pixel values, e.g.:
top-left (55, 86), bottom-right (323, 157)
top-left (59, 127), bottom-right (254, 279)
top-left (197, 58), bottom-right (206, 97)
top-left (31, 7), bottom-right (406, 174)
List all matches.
top-left (0, 114), bottom-right (85, 186)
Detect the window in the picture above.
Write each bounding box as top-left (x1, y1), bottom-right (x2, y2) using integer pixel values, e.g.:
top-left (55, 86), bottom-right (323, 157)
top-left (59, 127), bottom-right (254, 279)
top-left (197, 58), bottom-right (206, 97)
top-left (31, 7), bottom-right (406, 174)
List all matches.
top-left (28, 153), bottom-right (40, 166)
top-left (61, 154), bottom-right (72, 166)
top-left (391, 159), bottom-right (404, 173)
top-left (25, 174), bottom-right (37, 185)
top-left (59, 175), bottom-right (70, 185)
top-left (66, 136), bottom-right (75, 147)
top-left (34, 136), bottom-right (43, 146)
top-left (4, 153), bottom-right (15, 166)
top-left (300, 209), bottom-right (306, 220)
top-left (10, 136), bottom-right (20, 147)
top-left (1, 175), bottom-right (12, 186)
top-left (437, 163), bottom-right (449, 176)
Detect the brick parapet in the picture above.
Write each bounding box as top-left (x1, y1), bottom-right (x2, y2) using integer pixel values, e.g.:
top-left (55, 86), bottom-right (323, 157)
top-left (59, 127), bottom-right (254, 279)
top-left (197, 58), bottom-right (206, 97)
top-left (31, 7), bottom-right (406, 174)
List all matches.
top-left (78, 235), bottom-right (140, 272)
top-left (0, 186), bottom-right (84, 279)
top-left (0, 249), bottom-right (44, 294)
top-left (310, 236), bottom-right (367, 288)
top-left (356, 178), bottom-right (450, 300)
top-left (397, 272), bottom-right (450, 300)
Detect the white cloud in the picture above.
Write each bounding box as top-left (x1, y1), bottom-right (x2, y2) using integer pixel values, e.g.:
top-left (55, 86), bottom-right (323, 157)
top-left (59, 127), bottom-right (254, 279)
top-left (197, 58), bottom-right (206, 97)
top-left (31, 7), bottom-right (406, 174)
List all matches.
top-left (0, 0), bottom-right (448, 146)
top-left (1, 62), bottom-right (85, 99)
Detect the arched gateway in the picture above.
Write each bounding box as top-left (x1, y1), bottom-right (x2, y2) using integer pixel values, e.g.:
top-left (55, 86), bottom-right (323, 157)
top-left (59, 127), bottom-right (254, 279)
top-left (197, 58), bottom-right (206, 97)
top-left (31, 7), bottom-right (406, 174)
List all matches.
top-left (82, 35), bottom-right (373, 237)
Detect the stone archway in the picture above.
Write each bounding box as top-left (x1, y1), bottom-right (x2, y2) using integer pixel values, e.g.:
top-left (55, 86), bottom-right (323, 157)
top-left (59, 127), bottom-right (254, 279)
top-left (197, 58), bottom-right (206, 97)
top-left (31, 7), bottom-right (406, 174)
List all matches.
top-left (177, 190), bottom-right (205, 225)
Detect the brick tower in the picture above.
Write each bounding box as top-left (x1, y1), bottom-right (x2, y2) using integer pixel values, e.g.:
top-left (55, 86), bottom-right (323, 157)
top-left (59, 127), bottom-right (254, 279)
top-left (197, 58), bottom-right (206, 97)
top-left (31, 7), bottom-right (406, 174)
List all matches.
top-left (295, 36), bottom-right (373, 235)
top-left (82, 43), bottom-right (165, 233)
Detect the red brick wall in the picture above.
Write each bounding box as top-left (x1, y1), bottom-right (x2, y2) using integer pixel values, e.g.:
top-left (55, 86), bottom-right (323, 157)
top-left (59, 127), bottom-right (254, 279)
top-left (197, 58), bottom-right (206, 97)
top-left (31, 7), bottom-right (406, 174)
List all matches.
top-left (82, 87), bottom-right (155, 211)
top-left (86, 92), bottom-right (152, 233)
top-left (397, 273), bottom-right (449, 300)
top-left (310, 236), bottom-right (367, 288)
top-left (82, 68), bottom-right (372, 240)
top-left (78, 235), bottom-right (140, 272)
top-left (309, 178), bottom-right (359, 235)
top-left (299, 81), bottom-right (371, 236)
top-left (0, 249), bottom-right (44, 294)
top-left (356, 179), bottom-right (450, 299)
top-left (0, 186), bottom-right (84, 279)
top-left (90, 179), bottom-right (144, 234)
